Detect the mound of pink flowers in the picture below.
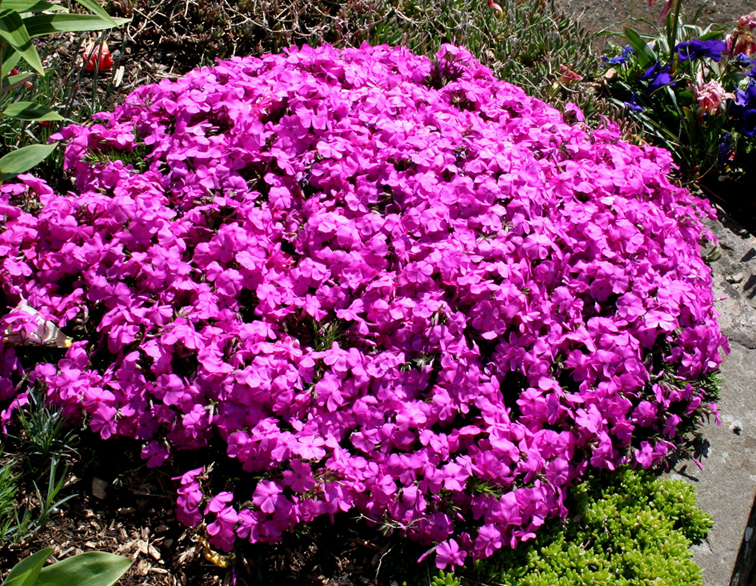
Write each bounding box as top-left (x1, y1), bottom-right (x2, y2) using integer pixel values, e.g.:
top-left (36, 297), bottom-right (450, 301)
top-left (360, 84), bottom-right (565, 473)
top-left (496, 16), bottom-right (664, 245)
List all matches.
top-left (0, 44), bottom-right (727, 567)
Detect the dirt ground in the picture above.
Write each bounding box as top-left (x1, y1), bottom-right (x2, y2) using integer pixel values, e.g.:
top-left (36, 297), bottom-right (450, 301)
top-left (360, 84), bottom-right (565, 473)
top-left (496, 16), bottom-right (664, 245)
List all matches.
top-left (556, 0), bottom-right (756, 45)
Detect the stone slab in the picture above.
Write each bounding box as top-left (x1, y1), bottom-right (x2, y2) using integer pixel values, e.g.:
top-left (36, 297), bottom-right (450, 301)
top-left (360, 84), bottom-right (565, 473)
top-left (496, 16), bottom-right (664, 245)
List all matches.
top-left (667, 214), bottom-right (756, 586)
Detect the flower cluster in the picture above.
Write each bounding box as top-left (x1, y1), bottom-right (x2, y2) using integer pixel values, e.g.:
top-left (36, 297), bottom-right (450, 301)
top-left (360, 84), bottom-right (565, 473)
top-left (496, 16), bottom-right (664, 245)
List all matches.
top-left (81, 41), bottom-right (115, 72)
top-left (603, 9), bottom-right (756, 190)
top-left (0, 44), bottom-right (726, 568)
top-left (726, 13), bottom-right (756, 58)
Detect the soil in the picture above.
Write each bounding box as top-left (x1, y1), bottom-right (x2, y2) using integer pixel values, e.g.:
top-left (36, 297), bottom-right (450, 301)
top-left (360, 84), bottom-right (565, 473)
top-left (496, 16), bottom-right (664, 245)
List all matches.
top-left (2, 1), bottom-right (754, 585)
top-left (556, 0), bottom-right (756, 48)
top-left (0, 431), bottom-right (436, 586)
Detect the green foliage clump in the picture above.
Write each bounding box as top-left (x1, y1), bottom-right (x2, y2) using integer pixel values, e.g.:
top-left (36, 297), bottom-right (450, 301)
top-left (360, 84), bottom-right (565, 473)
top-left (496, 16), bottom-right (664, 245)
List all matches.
top-left (0, 0), bottom-right (128, 180)
top-left (431, 570), bottom-right (463, 586)
top-left (470, 468), bottom-right (711, 586)
top-left (106, 0), bottom-right (604, 120)
top-left (0, 386), bottom-right (78, 545)
top-left (365, 0), bottom-right (603, 118)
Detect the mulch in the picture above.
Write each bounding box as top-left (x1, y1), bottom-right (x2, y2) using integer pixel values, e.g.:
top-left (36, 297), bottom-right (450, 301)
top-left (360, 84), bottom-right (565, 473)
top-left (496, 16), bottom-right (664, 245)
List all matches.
top-left (0, 432), bottom-right (435, 586)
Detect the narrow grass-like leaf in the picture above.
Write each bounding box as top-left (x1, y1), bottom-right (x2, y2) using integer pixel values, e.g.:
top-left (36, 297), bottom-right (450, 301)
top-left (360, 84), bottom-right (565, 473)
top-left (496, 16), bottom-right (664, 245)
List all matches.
top-left (35, 552), bottom-right (132, 586)
top-left (2, 102), bottom-right (63, 121)
top-left (0, 143), bottom-right (57, 181)
top-left (0, 9), bottom-right (43, 74)
top-left (698, 30), bottom-right (723, 41)
top-left (71, 0), bottom-right (119, 27)
top-left (1, 1), bottom-right (65, 12)
top-left (23, 14), bottom-right (130, 37)
top-left (1, 547), bottom-right (53, 586)
top-left (624, 27), bottom-right (657, 68)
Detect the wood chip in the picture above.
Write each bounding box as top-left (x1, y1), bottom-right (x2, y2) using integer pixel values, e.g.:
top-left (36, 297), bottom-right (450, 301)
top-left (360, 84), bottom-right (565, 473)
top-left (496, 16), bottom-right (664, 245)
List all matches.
top-left (148, 544), bottom-right (161, 561)
top-left (116, 540), bottom-right (138, 555)
top-left (136, 559), bottom-right (152, 576)
top-left (137, 538), bottom-right (149, 556)
top-left (91, 478), bottom-right (107, 500)
top-left (176, 545), bottom-right (196, 565)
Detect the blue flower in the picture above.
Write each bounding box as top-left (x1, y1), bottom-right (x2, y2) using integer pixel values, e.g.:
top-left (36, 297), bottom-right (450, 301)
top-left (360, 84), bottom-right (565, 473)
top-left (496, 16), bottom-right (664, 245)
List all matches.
top-left (624, 93), bottom-right (644, 112)
top-left (602, 45), bottom-right (635, 66)
top-left (640, 62), bottom-right (674, 94)
top-left (736, 83), bottom-right (756, 107)
top-left (718, 132), bottom-right (733, 164)
top-left (732, 83), bottom-right (756, 136)
top-left (675, 39), bottom-right (726, 62)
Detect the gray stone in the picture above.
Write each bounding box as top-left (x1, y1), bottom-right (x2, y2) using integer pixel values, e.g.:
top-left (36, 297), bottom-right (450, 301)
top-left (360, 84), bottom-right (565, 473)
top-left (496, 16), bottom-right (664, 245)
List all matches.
top-left (671, 340), bottom-right (756, 586)
top-left (668, 214), bottom-right (756, 586)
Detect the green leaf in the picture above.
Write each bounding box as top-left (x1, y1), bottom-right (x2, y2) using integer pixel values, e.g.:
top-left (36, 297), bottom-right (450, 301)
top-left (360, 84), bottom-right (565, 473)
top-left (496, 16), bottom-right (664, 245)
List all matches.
top-left (1, 1), bottom-right (66, 12)
top-left (35, 552), bottom-right (132, 586)
top-left (2, 101), bottom-right (63, 121)
top-left (624, 27), bottom-right (657, 69)
top-left (0, 142), bottom-right (57, 181)
top-left (0, 9), bottom-right (43, 74)
top-left (72, 0), bottom-right (119, 27)
top-left (0, 70), bottom-right (33, 93)
top-left (23, 14), bottom-right (130, 37)
top-left (1, 548), bottom-right (53, 586)
top-left (698, 30), bottom-right (723, 42)
top-left (677, 88), bottom-right (695, 107)
top-left (1, 49), bottom-right (21, 76)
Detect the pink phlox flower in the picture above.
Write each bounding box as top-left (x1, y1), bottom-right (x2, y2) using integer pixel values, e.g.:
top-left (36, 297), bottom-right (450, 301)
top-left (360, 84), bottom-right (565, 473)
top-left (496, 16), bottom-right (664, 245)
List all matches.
top-left (236, 509), bottom-right (261, 542)
top-left (435, 538), bottom-right (467, 570)
top-left (207, 503), bottom-right (239, 552)
top-left (575, 403), bottom-right (603, 435)
top-left (283, 459), bottom-right (317, 493)
top-left (154, 373), bottom-right (195, 406)
top-left (635, 441), bottom-right (655, 469)
top-left (2, 43), bottom-right (729, 561)
top-left (161, 318), bottom-right (205, 351)
top-left (253, 480), bottom-right (283, 514)
top-left (322, 482), bottom-right (353, 522)
top-left (141, 440), bottom-right (170, 468)
top-left (475, 524), bottom-right (503, 558)
top-left (206, 491), bottom-right (235, 514)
